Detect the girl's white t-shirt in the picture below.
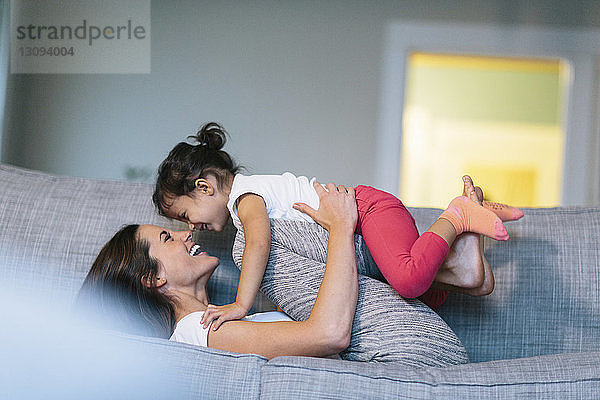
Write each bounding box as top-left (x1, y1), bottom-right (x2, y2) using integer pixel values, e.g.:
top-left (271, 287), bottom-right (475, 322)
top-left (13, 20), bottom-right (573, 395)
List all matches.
top-left (169, 310), bottom-right (293, 347)
top-left (226, 173), bottom-right (320, 230)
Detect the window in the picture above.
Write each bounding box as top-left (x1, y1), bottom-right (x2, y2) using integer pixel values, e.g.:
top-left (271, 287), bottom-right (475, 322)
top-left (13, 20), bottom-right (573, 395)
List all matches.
top-left (400, 53), bottom-right (568, 208)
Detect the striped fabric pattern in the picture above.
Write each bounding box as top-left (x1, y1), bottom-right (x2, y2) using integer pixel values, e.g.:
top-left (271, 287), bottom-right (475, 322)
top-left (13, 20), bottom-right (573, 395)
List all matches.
top-left (232, 219), bottom-right (468, 367)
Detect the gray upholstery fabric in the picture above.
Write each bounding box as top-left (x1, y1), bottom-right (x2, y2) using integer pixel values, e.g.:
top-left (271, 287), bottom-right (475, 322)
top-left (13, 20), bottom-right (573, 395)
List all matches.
top-left (232, 219), bottom-right (469, 366)
top-left (409, 207), bottom-right (600, 362)
top-left (0, 163), bottom-right (273, 312)
top-left (108, 331), bottom-right (267, 400)
top-left (260, 351), bottom-right (600, 399)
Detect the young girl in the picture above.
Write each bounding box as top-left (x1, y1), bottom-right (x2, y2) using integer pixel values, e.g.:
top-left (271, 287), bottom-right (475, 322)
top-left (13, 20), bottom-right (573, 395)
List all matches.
top-left (153, 122), bottom-right (523, 330)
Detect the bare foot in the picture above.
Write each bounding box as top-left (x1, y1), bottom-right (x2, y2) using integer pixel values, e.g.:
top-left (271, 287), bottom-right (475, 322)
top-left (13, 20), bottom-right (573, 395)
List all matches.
top-left (432, 175), bottom-right (494, 295)
top-left (467, 178), bottom-right (494, 296)
top-left (431, 237), bottom-right (494, 296)
top-left (472, 234), bottom-right (494, 296)
top-left (434, 232), bottom-right (485, 289)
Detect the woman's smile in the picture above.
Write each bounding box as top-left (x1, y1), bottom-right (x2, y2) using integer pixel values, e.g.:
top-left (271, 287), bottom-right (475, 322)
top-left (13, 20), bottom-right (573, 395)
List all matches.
top-left (188, 243), bottom-right (207, 257)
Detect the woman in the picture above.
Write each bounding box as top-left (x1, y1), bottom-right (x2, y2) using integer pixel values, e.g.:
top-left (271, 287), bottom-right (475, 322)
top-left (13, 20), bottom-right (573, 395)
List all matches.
top-left (79, 182), bottom-right (360, 359)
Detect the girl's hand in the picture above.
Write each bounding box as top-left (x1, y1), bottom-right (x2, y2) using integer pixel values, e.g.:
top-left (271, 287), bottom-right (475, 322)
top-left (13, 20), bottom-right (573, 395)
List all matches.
top-left (200, 302), bottom-right (248, 331)
top-left (293, 181), bottom-right (358, 232)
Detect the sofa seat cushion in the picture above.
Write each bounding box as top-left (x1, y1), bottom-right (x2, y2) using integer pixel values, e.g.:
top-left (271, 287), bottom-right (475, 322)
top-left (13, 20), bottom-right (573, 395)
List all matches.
top-left (260, 352), bottom-right (600, 399)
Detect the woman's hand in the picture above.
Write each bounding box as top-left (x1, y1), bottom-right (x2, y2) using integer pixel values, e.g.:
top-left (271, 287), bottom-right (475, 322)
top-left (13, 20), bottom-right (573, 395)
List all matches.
top-left (293, 181), bottom-right (358, 233)
top-left (207, 180), bottom-right (358, 359)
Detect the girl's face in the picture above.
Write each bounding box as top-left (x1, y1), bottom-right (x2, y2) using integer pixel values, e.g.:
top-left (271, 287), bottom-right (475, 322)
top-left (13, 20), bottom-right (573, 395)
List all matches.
top-left (165, 177), bottom-right (231, 232)
top-left (137, 225), bottom-right (220, 288)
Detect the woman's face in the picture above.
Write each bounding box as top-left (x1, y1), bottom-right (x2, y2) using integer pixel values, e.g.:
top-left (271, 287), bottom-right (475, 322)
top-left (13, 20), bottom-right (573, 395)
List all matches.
top-left (137, 225), bottom-right (220, 289)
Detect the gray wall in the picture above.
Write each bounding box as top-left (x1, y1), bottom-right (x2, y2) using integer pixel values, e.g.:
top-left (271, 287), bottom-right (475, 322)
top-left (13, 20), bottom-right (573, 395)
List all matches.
top-left (2, 0), bottom-right (600, 187)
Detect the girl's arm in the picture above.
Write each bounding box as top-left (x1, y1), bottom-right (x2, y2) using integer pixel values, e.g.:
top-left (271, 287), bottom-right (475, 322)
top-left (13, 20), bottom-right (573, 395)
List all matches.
top-left (201, 193), bottom-right (271, 330)
top-left (207, 182), bottom-right (358, 359)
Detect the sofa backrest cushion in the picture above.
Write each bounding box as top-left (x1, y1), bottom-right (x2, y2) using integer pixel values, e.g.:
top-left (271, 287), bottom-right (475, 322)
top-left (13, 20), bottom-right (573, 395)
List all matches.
top-left (410, 206), bottom-right (600, 362)
top-left (0, 163), bottom-right (273, 313)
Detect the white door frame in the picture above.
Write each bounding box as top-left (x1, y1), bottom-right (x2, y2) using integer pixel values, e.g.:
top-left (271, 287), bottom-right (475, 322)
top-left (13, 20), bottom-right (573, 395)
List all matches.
top-left (376, 21), bottom-right (600, 206)
top-left (0, 0), bottom-right (10, 161)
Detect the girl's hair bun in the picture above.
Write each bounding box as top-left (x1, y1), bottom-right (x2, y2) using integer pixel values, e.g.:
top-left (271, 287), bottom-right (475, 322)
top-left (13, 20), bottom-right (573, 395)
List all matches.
top-left (153, 121), bottom-right (240, 215)
top-left (190, 122), bottom-right (227, 150)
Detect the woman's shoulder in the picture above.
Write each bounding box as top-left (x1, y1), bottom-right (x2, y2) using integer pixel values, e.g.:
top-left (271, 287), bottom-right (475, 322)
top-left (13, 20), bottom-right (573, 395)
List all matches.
top-left (169, 311), bottom-right (294, 348)
top-left (169, 311), bottom-right (209, 347)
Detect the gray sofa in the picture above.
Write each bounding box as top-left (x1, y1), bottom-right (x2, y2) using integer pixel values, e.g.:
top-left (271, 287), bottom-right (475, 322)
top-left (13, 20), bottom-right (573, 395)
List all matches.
top-left (1, 162), bottom-right (599, 399)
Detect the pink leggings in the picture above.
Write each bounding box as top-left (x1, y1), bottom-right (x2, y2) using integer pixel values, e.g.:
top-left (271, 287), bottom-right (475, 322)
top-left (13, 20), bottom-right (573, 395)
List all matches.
top-left (355, 185), bottom-right (449, 309)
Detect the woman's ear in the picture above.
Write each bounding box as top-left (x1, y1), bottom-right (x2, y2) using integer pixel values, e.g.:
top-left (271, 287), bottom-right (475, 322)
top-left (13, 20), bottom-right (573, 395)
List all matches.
top-left (141, 275), bottom-right (166, 288)
top-left (194, 178), bottom-right (214, 195)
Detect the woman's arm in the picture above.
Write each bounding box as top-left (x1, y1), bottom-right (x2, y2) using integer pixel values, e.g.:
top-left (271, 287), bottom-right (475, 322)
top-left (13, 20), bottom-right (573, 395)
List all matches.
top-left (207, 182), bottom-right (358, 359)
top-left (201, 193), bottom-right (271, 330)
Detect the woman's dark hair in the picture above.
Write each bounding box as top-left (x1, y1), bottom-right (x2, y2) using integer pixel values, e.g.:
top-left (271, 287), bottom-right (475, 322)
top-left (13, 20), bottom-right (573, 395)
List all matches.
top-left (153, 122), bottom-right (241, 216)
top-left (75, 225), bottom-right (176, 338)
